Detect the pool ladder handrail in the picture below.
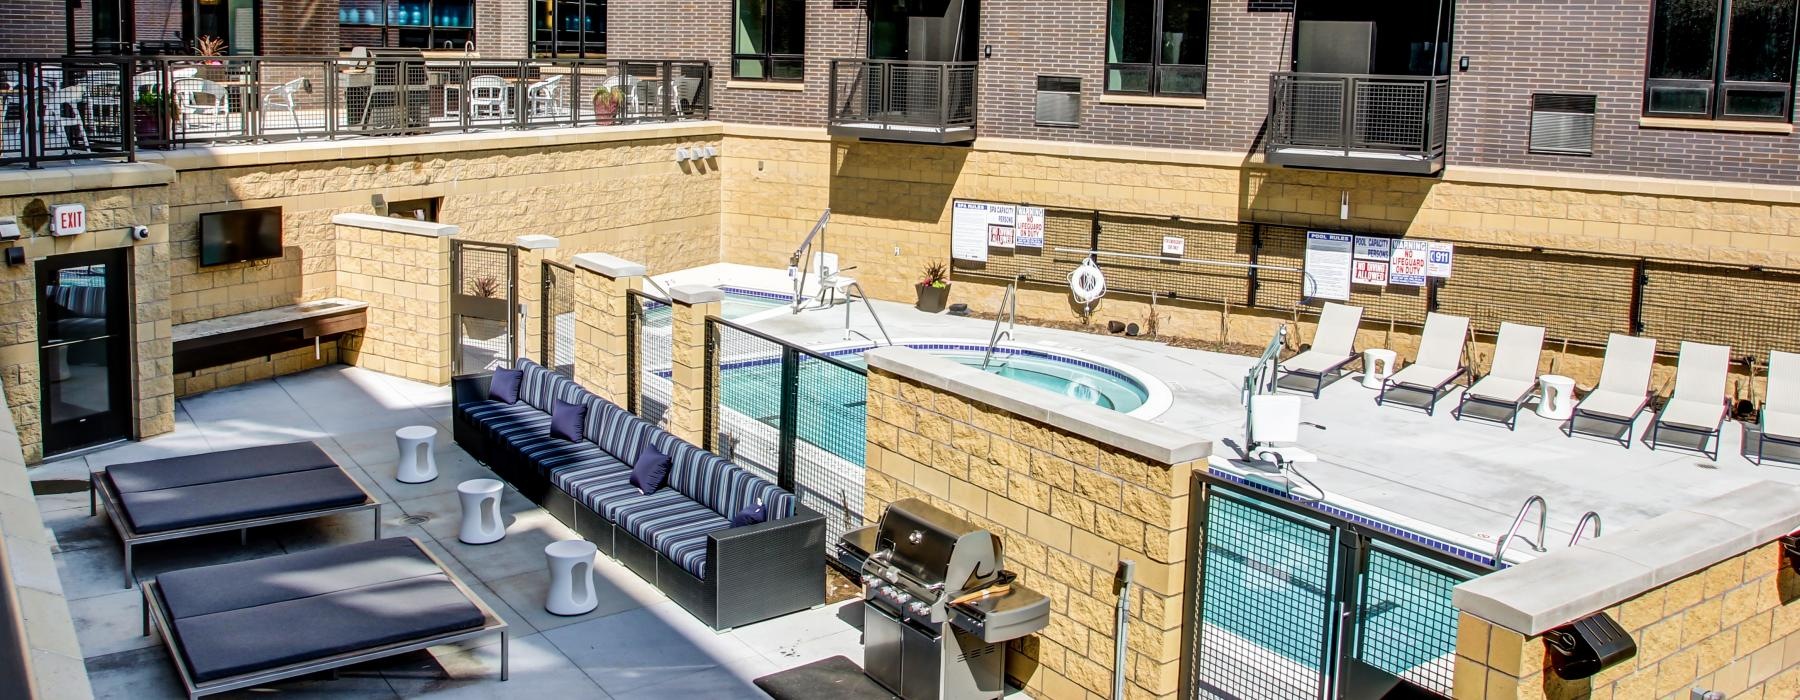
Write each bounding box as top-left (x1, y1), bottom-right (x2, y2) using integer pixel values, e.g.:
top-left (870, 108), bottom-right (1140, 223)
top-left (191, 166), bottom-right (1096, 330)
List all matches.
top-left (1493, 495), bottom-right (1550, 567)
top-left (981, 276), bottom-right (1021, 370)
top-left (1569, 511), bottom-right (1602, 547)
top-left (841, 281), bottom-right (893, 346)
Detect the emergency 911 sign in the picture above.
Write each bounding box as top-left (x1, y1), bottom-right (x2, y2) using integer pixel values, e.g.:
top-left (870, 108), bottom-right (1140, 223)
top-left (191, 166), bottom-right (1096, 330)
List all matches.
top-left (50, 204), bottom-right (86, 236)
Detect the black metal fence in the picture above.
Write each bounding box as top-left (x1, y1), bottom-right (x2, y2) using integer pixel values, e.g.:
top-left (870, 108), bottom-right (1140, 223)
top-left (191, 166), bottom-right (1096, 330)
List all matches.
top-left (828, 58), bottom-right (977, 130)
top-left (541, 260), bottom-right (577, 377)
top-left (3, 54), bottom-right (712, 166)
top-left (626, 288), bottom-right (672, 427)
top-left (703, 317), bottom-right (870, 549)
top-left (1267, 72), bottom-right (1450, 171)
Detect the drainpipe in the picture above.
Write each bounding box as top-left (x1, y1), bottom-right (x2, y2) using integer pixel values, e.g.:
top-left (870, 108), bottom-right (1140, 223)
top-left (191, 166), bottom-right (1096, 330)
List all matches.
top-left (1113, 559), bottom-right (1136, 700)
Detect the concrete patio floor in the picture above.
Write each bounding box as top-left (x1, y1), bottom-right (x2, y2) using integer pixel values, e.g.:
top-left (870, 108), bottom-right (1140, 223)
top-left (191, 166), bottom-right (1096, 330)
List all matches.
top-left (29, 365), bottom-right (865, 699)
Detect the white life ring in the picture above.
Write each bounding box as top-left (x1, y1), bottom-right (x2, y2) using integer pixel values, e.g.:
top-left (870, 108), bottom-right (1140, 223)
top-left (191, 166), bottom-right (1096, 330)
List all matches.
top-left (1068, 259), bottom-right (1107, 303)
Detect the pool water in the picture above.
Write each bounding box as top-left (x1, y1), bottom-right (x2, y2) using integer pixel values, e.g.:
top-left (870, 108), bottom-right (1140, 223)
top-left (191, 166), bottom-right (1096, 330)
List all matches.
top-left (642, 287), bottom-right (791, 322)
top-left (835, 346), bottom-right (1150, 414)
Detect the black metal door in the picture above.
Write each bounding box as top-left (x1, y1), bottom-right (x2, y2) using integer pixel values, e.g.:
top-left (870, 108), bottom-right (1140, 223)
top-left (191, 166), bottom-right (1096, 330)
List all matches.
top-left (37, 249), bottom-right (131, 456)
top-left (451, 240), bottom-right (517, 375)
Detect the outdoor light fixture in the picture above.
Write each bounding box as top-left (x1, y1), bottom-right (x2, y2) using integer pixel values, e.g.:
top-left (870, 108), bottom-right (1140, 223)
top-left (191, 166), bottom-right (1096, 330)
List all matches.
top-left (675, 147), bottom-right (692, 161)
top-left (1780, 532), bottom-right (1800, 572)
top-left (702, 145), bottom-right (718, 158)
top-left (1339, 191), bottom-right (1350, 220)
top-left (4, 248), bottom-right (24, 266)
top-left (1546, 612), bottom-right (1636, 680)
top-left (1459, 56), bottom-right (1470, 72)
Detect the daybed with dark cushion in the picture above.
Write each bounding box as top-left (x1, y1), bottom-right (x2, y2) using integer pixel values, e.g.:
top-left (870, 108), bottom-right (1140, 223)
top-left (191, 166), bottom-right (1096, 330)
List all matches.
top-left (454, 358), bottom-right (825, 630)
top-left (143, 537), bottom-right (507, 698)
top-left (91, 441), bottom-right (380, 587)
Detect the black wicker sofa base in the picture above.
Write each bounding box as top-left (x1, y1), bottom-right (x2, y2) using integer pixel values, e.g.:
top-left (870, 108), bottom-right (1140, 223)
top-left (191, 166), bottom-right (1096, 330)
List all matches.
top-left (453, 359), bottom-right (825, 631)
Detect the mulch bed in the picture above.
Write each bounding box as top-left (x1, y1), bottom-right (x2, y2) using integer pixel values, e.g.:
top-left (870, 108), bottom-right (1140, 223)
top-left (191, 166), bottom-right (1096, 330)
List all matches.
top-left (825, 565), bottom-right (860, 604)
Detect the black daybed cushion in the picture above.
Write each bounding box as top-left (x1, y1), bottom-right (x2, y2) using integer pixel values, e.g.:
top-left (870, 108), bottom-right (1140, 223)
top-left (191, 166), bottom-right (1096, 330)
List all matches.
top-left (105, 442), bottom-right (365, 533)
top-left (157, 537), bottom-right (486, 683)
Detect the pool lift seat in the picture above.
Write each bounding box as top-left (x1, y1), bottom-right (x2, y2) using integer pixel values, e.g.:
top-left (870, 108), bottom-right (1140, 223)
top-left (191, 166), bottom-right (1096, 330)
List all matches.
top-left (1240, 395), bottom-right (1327, 501)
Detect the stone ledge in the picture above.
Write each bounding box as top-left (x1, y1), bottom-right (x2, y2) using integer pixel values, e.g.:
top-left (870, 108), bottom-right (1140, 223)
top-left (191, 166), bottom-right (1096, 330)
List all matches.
top-left (0, 162), bottom-right (177, 198)
top-left (721, 123), bottom-right (834, 142)
top-left (331, 213), bottom-right (460, 237)
top-left (1452, 481), bottom-right (1800, 635)
top-left (1638, 116), bottom-right (1795, 135)
top-left (139, 121), bottom-right (726, 171)
top-left (668, 284), bottom-right (724, 305)
top-left (1096, 94), bottom-right (1208, 109)
top-left (865, 346), bottom-right (1210, 465)
top-left (573, 252), bottom-right (645, 278)
top-left (515, 234), bottom-right (559, 250)
top-left (725, 80), bottom-right (806, 92)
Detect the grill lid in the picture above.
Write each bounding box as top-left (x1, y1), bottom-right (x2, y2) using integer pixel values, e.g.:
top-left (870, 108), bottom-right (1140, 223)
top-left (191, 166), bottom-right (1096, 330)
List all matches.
top-left (874, 498), bottom-right (1002, 593)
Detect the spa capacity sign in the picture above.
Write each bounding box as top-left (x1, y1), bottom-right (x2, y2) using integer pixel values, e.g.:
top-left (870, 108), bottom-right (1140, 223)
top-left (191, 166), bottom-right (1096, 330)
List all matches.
top-left (952, 201), bottom-right (1017, 262)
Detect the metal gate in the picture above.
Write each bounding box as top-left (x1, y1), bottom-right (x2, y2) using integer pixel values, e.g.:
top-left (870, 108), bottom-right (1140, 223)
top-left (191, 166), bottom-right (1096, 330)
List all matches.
top-left (540, 261), bottom-right (576, 376)
top-left (1185, 475), bottom-right (1483, 700)
top-left (626, 289), bottom-right (672, 425)
top-left (451, 241), bottom-right (517, 375)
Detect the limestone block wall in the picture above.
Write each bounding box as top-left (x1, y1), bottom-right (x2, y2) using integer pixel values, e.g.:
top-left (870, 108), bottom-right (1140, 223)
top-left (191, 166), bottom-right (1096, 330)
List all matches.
top-left (570, 253), bottom-right (645, 405)
top-left (331, 217), bottom-right (455, 385)
top-left (1452, 483), bottom-right (1800, 700)
top-left (172, 342), bottom-right (339, 398)
top-left (864, 347), bottom-right (1209, 700)
top-left (0, 378), bottom-right (92, 700)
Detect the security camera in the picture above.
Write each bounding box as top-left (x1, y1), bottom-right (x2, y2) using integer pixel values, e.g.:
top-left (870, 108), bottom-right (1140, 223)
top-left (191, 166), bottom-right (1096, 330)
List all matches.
top-left (129, 225), bottom-right (150, 241)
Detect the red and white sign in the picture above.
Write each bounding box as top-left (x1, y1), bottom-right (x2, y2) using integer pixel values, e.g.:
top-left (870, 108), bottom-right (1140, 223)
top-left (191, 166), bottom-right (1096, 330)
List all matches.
top-left (1352, 260), bottom-right (1389, 286)
top-left (1390, 240), bottom-right (1431, 287)
top-left (50, 204), bottom-right (86, 236)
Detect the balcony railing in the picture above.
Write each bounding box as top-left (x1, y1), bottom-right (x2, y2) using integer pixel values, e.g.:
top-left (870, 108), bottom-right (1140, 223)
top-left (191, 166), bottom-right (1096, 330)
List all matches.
top-left (1266, 72), bottom-right (1451, 175)
top-left (828, 59), bottom-right (976, 144)
top-left (1, 55), bottom-right (713, 168)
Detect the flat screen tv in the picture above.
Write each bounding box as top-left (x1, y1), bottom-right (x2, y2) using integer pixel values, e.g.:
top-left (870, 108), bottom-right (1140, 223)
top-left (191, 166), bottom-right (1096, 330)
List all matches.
top-left (200, 207), bottom-right (284, 267)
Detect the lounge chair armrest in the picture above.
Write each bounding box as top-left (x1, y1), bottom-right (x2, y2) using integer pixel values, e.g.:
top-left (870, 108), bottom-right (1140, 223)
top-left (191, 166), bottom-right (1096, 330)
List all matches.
top-left (453, 373), bottom-right (493, 408)
top-left (708, 506), bottom-right (826, 626)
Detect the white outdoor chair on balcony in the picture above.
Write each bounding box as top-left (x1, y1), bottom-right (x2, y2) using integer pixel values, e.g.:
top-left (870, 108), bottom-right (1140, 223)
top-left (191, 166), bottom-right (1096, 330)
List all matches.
top-left (131, 67), bottom-right (197, 96)
top-left (174, 77), bottom-right (230, 131)
top-left (468, 75), bottom-right (510, 120)
top-left (525, 74), bottom-right (566, 117)
top-left (261, 77), bottom-right (310, 133)
top-left (42, 84), bottom-right (90, 152)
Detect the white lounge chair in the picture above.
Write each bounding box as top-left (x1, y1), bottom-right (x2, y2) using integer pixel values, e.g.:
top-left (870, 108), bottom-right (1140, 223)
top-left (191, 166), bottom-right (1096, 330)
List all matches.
top-left (1648, 341), bottom-right (1731, 458)
top-left (1277, 303), bottom-right (1363, 398)
top-left (1564, 333), bottom-right (1657, 447)
top-left (1751, 350), bottom-right (1799, 466)
top-left (1378, 312), bottom-right (1470, 415)
top-left (1453, 322), bottom-right (1546, 430)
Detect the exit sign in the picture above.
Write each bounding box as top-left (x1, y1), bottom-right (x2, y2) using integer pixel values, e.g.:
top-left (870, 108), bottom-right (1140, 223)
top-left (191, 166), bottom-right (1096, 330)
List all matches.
top-left (50, 204), bottom-right (86, 236)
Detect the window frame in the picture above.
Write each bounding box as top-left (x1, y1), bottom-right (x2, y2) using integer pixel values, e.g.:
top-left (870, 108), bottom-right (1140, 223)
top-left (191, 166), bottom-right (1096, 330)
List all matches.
top-left (731, 0), bottom-right (805, 82)
top-left (532, 0), bottom-right (606, 58)
top-left (1103, 0), bottom-right (1209, 98)
top-left (1643, 0), bottom-right (1799, 122)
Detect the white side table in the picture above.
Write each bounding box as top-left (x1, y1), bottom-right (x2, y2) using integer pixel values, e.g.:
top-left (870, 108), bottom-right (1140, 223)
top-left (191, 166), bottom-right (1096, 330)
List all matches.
top-left (457, 478), bottom-right (506, 545)
top-left (1537, 375), bottom-right (1577, 420)
top-left (544, 539), bottom-right (599, 616)
top-left (394, 425), bottom-right (438, 484)
top-left (1362, 349), bottom-right (1399, 390)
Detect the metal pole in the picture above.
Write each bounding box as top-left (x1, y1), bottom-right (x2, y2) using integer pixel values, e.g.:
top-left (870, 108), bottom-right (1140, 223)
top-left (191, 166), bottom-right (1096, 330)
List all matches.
top-left (1112, 560), bottom-right (1136, 700)
top-left (777, 347), bottom-right (799, 492)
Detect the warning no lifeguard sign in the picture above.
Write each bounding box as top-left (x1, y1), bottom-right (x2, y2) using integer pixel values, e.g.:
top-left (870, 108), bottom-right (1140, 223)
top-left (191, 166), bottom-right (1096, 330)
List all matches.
top-left (1390, 241), bottom-right (1430, 286)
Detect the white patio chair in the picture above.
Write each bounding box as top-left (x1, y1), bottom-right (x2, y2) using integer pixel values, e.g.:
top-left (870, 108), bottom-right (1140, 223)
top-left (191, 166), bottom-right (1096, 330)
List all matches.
top-left (42, 84), bottom-right (89, 152)
top-left (1564, 333), bottom-right (1657, 447)
top-left (1453, 322), bottom-right (1546, 430)
top-left (132, 67), bottom-right (196, 96)
top-left (1648, 341), bottom-right (1731, 458)
top-left (173, 77), bottom-right (229, 130)
top-left (261, 77), bottom-right (309, 132)
top-left (525, 74), bottom-right (565, 117)
top-left (1277, 303), bottom-right (1364, 398)
top-left (602, 74), bottom-right (643, 118)
top-left (1378, 312), bottom-right (1470, 415)
top-left (811, 252), bottom-right (858, 308)
top-left (1752, 351), bottom-right (1800, 465)
top-left (468, 75), bottom-right (510, 120)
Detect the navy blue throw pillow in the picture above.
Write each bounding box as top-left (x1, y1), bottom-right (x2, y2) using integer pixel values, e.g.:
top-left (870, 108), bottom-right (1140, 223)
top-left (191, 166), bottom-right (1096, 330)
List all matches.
top-left (550, 400), bottom-right (586, 442)
top-left (629, 444), bottom-right (672, 495)
top-left (488, 368), bottom-right (522, 404)
top-left (730, 502), bottom-right (767, 528)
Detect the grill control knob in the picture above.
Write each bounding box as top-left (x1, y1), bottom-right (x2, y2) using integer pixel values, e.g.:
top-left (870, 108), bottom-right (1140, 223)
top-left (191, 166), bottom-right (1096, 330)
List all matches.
top-left (907, 601), bottom-right (930, 617)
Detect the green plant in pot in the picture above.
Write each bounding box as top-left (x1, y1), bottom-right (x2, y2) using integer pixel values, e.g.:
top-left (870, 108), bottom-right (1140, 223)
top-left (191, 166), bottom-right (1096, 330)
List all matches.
top-left (592, 86), bottom-right (626, 125)
top-left (461, 276), bottom-right (509, 341)
top-left (132, 89), bottom-right (174, 141)
top-left (915, 261), bottom-right (951, 313)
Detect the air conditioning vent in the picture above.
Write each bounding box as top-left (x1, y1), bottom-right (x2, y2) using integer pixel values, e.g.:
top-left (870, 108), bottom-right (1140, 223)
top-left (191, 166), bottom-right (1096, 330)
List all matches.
top-left (1529, 93), bottom-right (1596, 156)
top-left (1035, 75), bottom-right (1081, 127)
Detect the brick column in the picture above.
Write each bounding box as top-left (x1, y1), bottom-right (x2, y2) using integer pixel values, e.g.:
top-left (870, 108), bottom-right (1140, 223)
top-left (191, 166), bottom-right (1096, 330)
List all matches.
top-left (572, 253), bottom-right (644, 404)
top-left (514, 234), bottom-right (559, 366)
top-left (331, 214), bottom-right (457, 385)
top-left (666, 285), bottom-right (721, 445)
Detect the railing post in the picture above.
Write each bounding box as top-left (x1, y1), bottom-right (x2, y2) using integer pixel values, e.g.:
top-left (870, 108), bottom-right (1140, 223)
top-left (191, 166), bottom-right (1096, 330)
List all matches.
top-left (776, 346), bottom-right (799, 492)
top-left (326, 59), bottom-right (338, 140)
top-left (121, 59), bottom-right (136, 161)
top-left (661, 60), bottom-right (673, 121)
top-left (937, 63), bottom-right (949, 128)
top-left (1340, 75), bottom-right (1355, 153)
top-left (828, 60), bottom-right (837, 122)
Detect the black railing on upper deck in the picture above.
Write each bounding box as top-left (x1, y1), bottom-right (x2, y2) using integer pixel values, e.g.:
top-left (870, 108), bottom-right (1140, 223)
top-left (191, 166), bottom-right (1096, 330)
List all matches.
top-left (2, 55), bottom-right (713, 168)
top-left (1266, 72), bottom-right (1451, 175)
top-left (827, 58), bottom-right (977, 144)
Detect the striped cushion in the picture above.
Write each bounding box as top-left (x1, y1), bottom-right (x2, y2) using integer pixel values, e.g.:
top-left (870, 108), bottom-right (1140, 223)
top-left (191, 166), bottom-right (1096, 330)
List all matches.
top-left (516, 359), bottom-right (561, 412)
top-left (460, 399), bottom-right (536, 422)
top-left (550, 456), bottom-right (631, 495)
top-left (519, 437), bottom-right (606, 475)
top-left (612, 492), bottom-right (729, 579)
top-left (592, 401), bottom-right (659, 464)
top-left (659, 437), bottom-right (796, 521)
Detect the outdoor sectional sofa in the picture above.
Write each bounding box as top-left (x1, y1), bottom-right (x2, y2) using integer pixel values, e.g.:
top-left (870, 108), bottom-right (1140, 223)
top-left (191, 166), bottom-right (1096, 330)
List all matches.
top-left (453, 358), bottom-right (825, 630)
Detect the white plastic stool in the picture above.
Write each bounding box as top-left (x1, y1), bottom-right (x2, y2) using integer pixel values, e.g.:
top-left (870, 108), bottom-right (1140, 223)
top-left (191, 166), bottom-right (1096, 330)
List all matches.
top-left (1362, 349), bottom-right (1399, 390)
top-left (457, 478), bottom-right (506, 545)
top-left (394, 425), bottom-right (438, 483)
top-left (1536, 374), bottom-right (1576, 420)
top-left (544, 539), bottom-right (599, 616)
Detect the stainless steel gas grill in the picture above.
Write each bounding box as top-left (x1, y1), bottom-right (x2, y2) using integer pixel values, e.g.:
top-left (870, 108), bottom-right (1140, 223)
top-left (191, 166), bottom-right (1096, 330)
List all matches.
top-left (842, 498), bottom-right (1050, 700)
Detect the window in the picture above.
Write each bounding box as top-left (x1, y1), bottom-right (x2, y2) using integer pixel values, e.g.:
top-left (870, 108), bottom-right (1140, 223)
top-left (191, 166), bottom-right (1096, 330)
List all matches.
top-left (732, 0), bottom-right (804, 81)
top-left (533, 0), bottom-right (605, 57)
top-left (1106, 0), bottom-right (1207, 96)
top-left (386, 197), bottom-right (441, 222)
top-left (1646, 0), bottom-right (1798, 121)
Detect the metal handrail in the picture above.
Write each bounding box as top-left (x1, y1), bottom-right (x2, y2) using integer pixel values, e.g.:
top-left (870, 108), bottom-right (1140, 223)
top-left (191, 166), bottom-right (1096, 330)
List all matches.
top-left (1493, 495), bottom-right (1550, 567)
top-left (1569, 511), bottom-right (1602, 546)
top-left (827, 58), bottom-right (977, 129)
top-left (1267, 71), bottom-right (1450, 159)
top-left (981, 276), bottom-right (1020, 369)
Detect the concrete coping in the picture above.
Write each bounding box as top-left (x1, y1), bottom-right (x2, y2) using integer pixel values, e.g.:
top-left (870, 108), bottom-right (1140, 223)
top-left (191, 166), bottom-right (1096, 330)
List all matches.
top-left (330, 213), bottom-right (460, 237)
top-left (668, 284), bottom-right (724, 306)
top-left (1452, 481), bottom-right (1800, 635)
top-left (572, 252), bottom-right (645, 279)
top-left (515, 234), bottom-right (559, 250)
top-left (0, 161), bottom-right (177, 198)
top-left (864, 346), bottom-right (1210, 465)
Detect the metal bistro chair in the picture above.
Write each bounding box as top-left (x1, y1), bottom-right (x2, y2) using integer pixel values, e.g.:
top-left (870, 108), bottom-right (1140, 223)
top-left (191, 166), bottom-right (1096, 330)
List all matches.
top-left (261, 77), bottom-right (310, 133)
top-left (174, 76), bottom-right (230, 133)
top-left (468, 75), bottom-right (510, 121)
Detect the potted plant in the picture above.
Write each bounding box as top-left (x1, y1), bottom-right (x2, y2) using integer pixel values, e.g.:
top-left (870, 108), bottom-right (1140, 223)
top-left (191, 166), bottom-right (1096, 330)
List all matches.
top-left (132, 89), bottom-right (173, 142)
top-left (592, 86), bottom-right (626, 125)
top-left (461, 276), bottom-right (509, 341)
top-left (915, 261), bottom-right (951, 313)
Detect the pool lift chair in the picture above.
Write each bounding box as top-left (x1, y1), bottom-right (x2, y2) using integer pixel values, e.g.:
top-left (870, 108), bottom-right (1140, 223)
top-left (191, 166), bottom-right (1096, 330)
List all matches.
top-left (786, 208), bottom-right (891, 344)
top-left (1242, 394), bottom-right (1326, 501)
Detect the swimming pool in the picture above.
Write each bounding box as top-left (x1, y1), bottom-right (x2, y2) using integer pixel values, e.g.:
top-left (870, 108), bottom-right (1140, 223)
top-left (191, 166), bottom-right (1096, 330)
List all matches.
top-left (640, 286), bottom-right (792, 322)
top-left (831, 343), bottom-right (1156, 415)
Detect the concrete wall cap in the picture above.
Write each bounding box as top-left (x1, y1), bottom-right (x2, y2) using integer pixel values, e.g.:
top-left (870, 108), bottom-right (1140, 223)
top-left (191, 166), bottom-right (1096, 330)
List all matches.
top-left (865, 346), bottom-right (1210, 465)
top-left (0, 162), bottom-right (177, 198)
top-left (515, 234), bottom-right (559, 250)
top-left (572, 252), bottom-right (645, 278)
top-left (331, 213), bottom-right (460, 237)
top-left (1453, 480), bottom-right (1800, 635)
top-left (668, 284), bottom-right (724, 305)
